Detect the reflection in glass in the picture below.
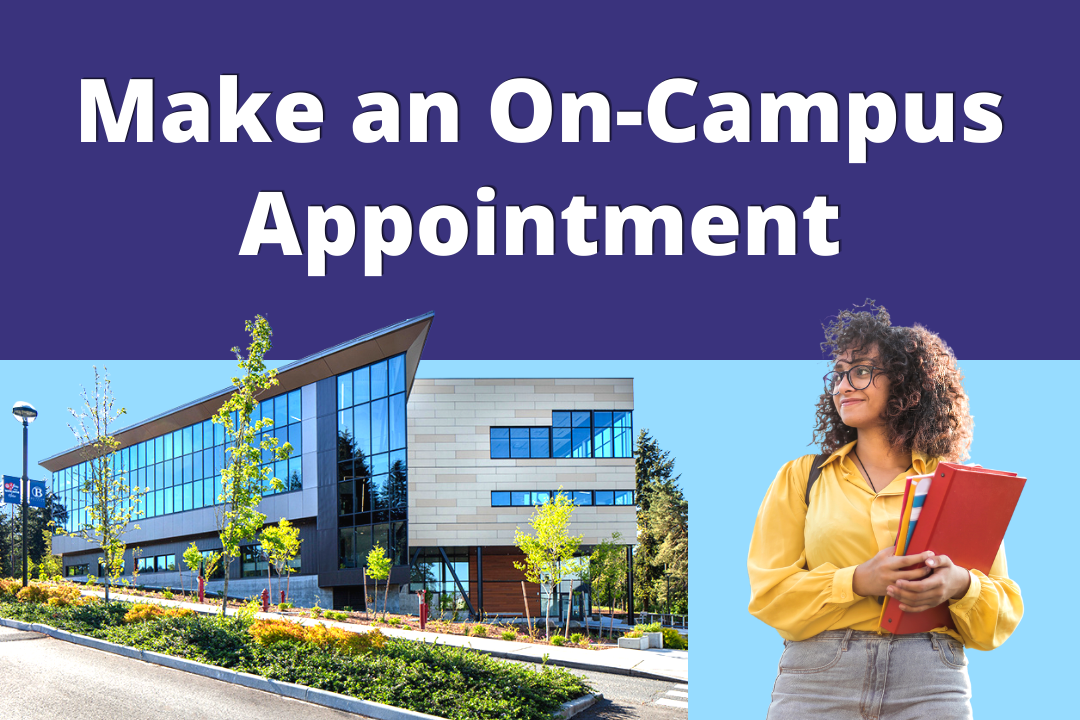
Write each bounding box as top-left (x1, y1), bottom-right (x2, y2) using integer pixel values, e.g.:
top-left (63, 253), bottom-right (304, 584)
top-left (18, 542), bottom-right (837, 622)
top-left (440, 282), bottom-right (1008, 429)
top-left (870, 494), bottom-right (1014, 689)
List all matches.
top-left (371, 360), bottom-right (388, 399)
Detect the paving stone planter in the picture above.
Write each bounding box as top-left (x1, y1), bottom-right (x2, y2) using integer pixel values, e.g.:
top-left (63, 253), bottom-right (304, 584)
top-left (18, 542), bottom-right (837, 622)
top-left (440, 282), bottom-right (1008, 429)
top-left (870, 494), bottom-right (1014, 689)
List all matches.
top-left (617, 636), bottom-right (649, 650)
top-left (644, 632), bottom-right (663, 649)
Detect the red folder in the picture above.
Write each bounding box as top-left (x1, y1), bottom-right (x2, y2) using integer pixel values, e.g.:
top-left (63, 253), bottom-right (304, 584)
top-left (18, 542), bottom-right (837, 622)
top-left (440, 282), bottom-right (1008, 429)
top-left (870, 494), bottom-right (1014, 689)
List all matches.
top-left (879, 463), bottom-right (1026, 634)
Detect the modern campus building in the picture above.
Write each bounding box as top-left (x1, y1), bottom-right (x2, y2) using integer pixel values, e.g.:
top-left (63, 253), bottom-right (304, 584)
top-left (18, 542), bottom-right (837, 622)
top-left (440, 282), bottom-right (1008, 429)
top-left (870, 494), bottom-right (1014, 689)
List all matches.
top-left (42, 314), bottom-right (637, 619)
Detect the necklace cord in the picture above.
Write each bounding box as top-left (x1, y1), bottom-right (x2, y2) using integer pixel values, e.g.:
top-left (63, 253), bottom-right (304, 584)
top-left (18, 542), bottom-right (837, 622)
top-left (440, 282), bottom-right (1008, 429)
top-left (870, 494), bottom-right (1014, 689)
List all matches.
top-left (852, 448), bottom-right (913, 493)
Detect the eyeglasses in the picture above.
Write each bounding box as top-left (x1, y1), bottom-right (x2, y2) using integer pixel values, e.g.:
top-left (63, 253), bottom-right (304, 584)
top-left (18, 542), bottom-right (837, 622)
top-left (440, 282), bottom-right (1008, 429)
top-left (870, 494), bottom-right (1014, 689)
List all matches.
top-left (823, 365), bottom-right (884, 395)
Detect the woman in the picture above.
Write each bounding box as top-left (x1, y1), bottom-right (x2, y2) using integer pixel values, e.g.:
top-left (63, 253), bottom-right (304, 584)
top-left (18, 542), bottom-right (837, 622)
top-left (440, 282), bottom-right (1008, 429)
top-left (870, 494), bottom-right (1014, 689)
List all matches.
top-left (747, 304), bottom-right (1022, 719)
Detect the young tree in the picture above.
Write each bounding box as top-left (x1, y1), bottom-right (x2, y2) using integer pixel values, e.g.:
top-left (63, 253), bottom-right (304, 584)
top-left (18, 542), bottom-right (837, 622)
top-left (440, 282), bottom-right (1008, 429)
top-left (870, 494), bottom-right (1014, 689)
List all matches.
top-left (184, 544), bottom-right (221, 601)
top-left (36, 530), bottom-right (63, 580)
top-left (365, 544), bottom-right (391, 620)
top-left (64, 367), bottom-right (145, 602)
top-left (212, 316), bottom-right (292, 616)
top-left (513, 490), bottom-right (582, 638)
top-left (260, 518), bottom-right (301, 603)
top-left (588, 531), bottom-right (624, 638)
top-left (131, 546), bottom-right (144, 586)
top-left (182, 542), bottom-right (203, 597)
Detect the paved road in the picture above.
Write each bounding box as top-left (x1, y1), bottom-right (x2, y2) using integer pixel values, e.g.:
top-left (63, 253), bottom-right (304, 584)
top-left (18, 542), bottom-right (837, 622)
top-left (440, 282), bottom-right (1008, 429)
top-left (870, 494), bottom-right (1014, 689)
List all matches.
top-left (504, 661), bottom-right (690, 719)
top-left (0, 626), bottom-right (369, 720)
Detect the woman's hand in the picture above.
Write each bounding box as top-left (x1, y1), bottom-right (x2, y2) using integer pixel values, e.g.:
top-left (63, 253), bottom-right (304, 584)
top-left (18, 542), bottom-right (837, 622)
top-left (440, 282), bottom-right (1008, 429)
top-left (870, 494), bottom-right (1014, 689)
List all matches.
top-left (888, 554), bottom-right (972, 612)
top-left (852, 547), bottom-right (936, 598)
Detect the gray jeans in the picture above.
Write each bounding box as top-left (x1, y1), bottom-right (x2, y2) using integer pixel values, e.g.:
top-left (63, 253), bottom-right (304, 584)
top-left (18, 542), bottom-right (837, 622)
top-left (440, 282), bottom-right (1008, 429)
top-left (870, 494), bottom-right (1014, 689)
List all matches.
top-left (768, 630), bottom-right (972, 720)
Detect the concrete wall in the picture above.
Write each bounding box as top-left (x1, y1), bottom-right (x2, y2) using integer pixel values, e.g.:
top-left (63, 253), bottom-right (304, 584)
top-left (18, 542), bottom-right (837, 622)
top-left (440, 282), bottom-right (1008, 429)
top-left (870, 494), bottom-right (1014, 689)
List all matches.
top-left (407, 378), bottom-right (637, 547)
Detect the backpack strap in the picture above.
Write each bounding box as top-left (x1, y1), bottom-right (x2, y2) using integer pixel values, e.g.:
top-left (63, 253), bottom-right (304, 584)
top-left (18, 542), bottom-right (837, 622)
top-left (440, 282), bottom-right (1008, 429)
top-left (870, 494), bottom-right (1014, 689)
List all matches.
top-left (805, 452), bottom-right (832, 506)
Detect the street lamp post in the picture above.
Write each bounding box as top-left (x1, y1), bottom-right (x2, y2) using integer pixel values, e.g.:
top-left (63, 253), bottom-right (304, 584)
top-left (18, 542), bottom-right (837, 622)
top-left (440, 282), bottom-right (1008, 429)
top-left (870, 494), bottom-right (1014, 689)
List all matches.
top-left (12, 402), bottom-right (38, 588)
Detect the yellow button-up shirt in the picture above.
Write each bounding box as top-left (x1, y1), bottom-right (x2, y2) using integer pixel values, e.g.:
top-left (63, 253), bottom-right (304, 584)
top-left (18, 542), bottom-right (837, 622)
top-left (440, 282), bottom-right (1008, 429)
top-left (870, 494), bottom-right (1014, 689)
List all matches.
top-left (747, 441), bottom-right (1022, 650)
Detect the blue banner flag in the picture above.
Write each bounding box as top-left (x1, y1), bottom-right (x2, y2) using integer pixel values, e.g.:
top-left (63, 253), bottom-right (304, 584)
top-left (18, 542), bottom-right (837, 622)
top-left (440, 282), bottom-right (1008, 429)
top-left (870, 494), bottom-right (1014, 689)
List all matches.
top-left (3, 476), bottom-right (20, 505)
top-left (28, 480), bottom-right (47, 509)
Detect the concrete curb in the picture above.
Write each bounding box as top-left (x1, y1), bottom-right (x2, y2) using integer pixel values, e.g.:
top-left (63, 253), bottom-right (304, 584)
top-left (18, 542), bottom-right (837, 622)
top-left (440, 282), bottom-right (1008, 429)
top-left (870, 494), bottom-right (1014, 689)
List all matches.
top-left (457, 643), bottom-right (682, 682)
top-left (555, 692), bottom-right (603, 719)
top-left (0, 615), bottom-right (600, 719)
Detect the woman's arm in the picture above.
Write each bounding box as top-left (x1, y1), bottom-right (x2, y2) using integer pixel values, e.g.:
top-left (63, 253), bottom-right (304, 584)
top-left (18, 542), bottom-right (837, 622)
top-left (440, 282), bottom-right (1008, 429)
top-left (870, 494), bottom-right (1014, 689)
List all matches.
top-left (747, 457), bottom-right (866, 640)
top-left (948, 545), bottom-right (1022, 650)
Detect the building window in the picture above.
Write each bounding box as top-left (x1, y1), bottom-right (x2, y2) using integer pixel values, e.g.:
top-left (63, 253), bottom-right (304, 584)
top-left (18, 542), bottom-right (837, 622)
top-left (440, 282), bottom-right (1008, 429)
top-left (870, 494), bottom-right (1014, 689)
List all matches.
top-left (53, 388), bottom-right (302, 533)
top-left (337, 354), bottom-right (408, 555)
top-left (136, 554), bottom-right (177, 573)
top-left (490, 411), bottom-right (632, 460)
top-left (490, 489), bottom-right (634, 507)
top-left (66, 564), bottom-right (89, 577)
top-left (338, 521), bottom-right (407, 570)
top-left (409, 547), bottom-right (470, 602)
top-left (241, 545), bottom-right (268, 578)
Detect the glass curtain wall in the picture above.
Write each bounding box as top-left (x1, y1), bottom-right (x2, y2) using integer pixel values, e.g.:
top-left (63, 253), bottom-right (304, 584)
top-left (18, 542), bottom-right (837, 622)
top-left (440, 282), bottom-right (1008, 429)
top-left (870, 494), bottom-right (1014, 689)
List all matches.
top-left (52, 389), bottom-right (302, 534)
top-left (337, 354), bottom-right (408, 570)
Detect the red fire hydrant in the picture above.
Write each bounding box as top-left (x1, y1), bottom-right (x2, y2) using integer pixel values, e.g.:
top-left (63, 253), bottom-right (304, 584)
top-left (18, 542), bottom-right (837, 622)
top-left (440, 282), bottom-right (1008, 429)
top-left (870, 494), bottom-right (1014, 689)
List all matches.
top-left (261, 588), bottom-right (270, 613)
top-left (280, 590), bottom-right (285, 605)
top-left (419, 592), bottom-right (427, 631)
top-left (198, 575), bottom-right (205, 604)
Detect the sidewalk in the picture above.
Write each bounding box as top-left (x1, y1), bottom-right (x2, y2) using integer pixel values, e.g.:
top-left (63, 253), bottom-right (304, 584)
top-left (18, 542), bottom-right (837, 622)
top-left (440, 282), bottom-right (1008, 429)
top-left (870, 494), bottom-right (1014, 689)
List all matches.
top-left (80, 589), bottom-right (688, 682)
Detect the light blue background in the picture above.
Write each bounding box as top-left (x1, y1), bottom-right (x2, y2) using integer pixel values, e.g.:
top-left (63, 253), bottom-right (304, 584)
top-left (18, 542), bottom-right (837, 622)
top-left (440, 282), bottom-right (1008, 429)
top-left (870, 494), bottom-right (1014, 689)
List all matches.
top-left (0, 358), bottom-right (1072, 717)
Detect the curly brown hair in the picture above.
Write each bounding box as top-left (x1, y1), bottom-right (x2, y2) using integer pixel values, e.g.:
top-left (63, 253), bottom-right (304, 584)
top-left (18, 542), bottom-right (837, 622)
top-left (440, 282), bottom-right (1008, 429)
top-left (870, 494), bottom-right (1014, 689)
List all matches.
top-left (812, 302), bottom-right (973, 462)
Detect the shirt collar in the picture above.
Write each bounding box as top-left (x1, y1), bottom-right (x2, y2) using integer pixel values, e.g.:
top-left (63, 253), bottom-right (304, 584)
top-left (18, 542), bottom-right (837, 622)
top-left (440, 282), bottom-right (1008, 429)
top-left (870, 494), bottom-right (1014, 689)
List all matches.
top-left (819, 441), bottom-right (936, 475)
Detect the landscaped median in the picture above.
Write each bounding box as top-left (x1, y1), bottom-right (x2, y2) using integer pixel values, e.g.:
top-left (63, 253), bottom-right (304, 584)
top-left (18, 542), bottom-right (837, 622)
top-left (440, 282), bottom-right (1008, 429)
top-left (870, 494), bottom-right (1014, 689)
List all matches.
top-left (0, 581), bottom-right (596, 720)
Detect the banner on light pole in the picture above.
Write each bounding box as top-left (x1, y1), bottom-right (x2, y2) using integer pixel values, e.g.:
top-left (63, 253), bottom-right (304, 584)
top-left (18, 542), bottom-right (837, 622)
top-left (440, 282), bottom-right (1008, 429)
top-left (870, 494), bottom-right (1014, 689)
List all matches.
top-left (2, 476), bottom-right (19, 505)
top-left (28, 480), bottom-right (47, 509)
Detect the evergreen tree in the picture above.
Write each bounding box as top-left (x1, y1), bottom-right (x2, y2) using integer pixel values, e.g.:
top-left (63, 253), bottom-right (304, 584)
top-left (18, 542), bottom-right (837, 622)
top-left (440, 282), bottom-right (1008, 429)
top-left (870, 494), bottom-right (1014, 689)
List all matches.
top-left (633, 429), bottom-right (689, 614)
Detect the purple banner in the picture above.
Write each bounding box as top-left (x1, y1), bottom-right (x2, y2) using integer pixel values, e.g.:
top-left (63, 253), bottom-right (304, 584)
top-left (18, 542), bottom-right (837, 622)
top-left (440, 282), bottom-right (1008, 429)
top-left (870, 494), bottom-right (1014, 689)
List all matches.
top-left (2, 2), bottom-right (1076, 359)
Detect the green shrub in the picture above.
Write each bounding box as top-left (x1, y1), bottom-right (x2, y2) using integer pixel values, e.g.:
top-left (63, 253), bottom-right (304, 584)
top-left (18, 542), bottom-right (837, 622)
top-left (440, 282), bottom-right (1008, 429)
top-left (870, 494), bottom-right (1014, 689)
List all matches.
top-left (123, 604), bottom-right (193, 624)
top-left (471, 624), bottom-right (488, 637)
top-left (323, 610), bottom-right (348, 621)
top-left (0, 579), bottom-right (20, 601)
top-left (342, 606), bottom-right (353, 613)
top-left (569, 633), bottom-right (582, 644)
top-left (237, 598), bottom-right (261, 623)
top-left (623, 623), bottom-right (687, 649)
top-left (162, 588), bottom-right (174, 600)
top-left (661, 627), bottom-right (688, 650)
top-left (550, 634), bottom-right (566, 646)
top-left (501, 629), bottom-right (517, 641)
top-left (16, 583), bottom-right (50, 604)
top-left (309, 604), bottom-right (323, 619)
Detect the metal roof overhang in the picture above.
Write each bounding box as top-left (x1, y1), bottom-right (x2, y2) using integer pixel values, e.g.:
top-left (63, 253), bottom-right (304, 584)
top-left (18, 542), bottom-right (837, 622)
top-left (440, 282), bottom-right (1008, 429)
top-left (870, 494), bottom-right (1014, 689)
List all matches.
top-left (39, 313), bottom-right (434, 473)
